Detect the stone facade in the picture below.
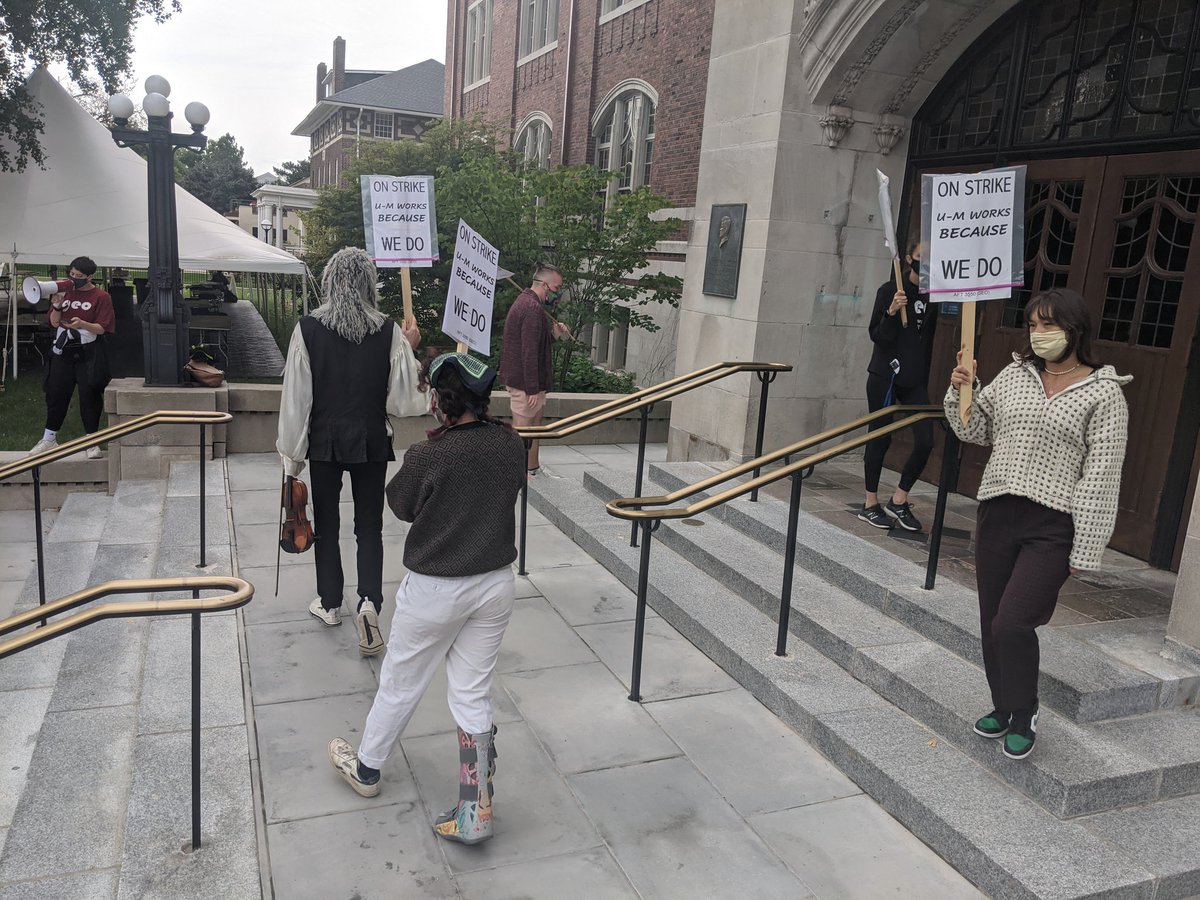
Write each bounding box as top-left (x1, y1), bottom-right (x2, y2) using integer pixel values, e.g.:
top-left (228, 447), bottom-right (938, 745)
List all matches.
top-left (669, 0), bottom-right (1015, 462)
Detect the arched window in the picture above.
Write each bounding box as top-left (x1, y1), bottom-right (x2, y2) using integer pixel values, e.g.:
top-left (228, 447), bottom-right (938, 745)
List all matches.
top-left (593, 85), bottom-right (657, 202)
top-left (516, 114), bottom-right (552, 168)
top-left (914, 0), bottom-right (1200, 160)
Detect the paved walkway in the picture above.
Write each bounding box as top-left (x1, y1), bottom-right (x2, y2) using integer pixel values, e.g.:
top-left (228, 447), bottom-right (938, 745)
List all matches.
top-left (229, 447), bottom-right (982, 898)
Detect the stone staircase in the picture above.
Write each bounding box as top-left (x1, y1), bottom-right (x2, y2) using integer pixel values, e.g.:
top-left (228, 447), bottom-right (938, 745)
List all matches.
top-left (0, 461), bottom-right (260, 900)
top-left (528, 462), bottom-right (1200, 900)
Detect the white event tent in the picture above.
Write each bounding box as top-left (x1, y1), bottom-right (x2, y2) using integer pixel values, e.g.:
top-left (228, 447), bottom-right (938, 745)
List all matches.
top-left (1, 69), bottom-right (307, 376)
top-left (1, 68), bottom-right (305, 273)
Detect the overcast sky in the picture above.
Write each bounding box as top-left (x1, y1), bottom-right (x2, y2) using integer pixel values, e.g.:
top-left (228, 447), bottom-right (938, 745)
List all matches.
top-left (125, 1), bottom-right (447, 174)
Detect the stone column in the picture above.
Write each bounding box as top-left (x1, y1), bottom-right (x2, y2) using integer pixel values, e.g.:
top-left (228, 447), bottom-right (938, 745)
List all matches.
top-left (668, 0), bottom-right (907, 462)
top-left (1167, 489), bottom-right (1200, 664)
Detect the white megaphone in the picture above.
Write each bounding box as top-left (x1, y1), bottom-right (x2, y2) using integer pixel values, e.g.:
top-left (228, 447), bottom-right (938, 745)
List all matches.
top-left (22, 277), bottom-right (73, 305)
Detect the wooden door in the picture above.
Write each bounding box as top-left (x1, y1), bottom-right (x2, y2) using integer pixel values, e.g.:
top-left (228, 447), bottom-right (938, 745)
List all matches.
top-left (1079, 152), bottom-right (1200, 559)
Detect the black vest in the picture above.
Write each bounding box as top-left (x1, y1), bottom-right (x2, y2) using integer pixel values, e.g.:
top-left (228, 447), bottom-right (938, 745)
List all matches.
top-left (299, 316), bottom-right (394, 464)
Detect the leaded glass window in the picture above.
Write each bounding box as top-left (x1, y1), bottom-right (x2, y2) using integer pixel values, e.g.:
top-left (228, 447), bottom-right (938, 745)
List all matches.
top-left (1098, 174), bottom-right (1199, 347)
top-left (915, 0), bottom-right (1200, 157)
top-left (1003, 179), bottom-right (1086, 327)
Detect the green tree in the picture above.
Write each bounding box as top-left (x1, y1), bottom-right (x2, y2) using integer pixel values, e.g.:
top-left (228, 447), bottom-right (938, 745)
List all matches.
top-left (180, 133), bottom-right (258, 214)
top-left (272, 158), bottom-right (311, 186)
top-left (303, 118), bottom-right (681, 390)
top-left (0, 0), bottom-right (180, 172)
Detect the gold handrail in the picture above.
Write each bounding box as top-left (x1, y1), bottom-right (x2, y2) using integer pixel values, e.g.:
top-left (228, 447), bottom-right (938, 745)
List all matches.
top-left (516, 361), bottom-right (792, 441)
top-left (607, 406), bottom-right (945, 520)
top-left (0, 576), bottom-right (254, 659)
top-left (0, 410), bottom-right (233, 482)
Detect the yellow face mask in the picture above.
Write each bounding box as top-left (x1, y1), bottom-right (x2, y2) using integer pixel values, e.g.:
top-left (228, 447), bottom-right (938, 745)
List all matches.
top-left (1030, 329), bottom-right (1069, 361)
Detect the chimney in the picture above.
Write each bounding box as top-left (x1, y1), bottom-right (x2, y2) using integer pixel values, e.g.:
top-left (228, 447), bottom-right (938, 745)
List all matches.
top-left (332, 36), bottom-right (346, 94)
top-left (316, 62), bottom-right (327, 101)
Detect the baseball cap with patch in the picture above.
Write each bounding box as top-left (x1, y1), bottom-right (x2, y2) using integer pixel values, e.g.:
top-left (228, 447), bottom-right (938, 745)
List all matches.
top-left (428, 352), bottom-right (497, 396)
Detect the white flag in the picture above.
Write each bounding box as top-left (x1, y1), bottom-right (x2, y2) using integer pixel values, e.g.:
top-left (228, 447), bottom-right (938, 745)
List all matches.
top-left (877, 169), bottom-right (899, 260)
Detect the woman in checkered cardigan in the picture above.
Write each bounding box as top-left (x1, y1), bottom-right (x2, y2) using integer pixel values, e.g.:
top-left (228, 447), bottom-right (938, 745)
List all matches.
top-left (946, 288), bottom-right (1131, 761)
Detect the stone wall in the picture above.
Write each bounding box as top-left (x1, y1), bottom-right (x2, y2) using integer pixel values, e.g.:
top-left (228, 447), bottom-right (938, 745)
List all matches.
top-left (1167, 487), bottom-right (1200, 659)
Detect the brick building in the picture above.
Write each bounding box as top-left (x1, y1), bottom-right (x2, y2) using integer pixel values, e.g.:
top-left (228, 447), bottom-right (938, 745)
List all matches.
top-left (293, 37), bottom-right (446, 190)
top-left (444, 0), bottom-right (716, 381)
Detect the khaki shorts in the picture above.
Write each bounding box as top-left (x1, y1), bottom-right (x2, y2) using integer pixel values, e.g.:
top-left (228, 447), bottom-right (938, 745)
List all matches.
top-left (508, 387), bottom-right (546, 419)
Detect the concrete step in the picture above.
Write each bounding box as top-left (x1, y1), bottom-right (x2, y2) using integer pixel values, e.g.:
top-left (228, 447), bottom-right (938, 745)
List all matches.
top-left (579, 467), bottom-right (1200, 820)
top-left (0, 450), bottom-right (108, 511)
top-left (640, 460), bottom-right (1180, 723)
top-left (524, 471), bottom-right (1188, 899)
top-left (0, 465), bottom-right (257, 895)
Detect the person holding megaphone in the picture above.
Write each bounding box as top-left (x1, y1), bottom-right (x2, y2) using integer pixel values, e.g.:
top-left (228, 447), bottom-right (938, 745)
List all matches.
top-left (28, 256), bottom-right (115, 458)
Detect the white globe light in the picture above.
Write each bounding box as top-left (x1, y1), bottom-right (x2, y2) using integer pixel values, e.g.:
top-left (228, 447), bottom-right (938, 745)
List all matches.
top-left (183, 101), bottom-right (210, 127)
top-left (144, 75), bottom-right (171, 98)
top-left (142, 92), bottom-right (170, 118)
top-left (107, 93), bottom-right (135, 119)
top-left (260, 220), bottom-right (272, 230)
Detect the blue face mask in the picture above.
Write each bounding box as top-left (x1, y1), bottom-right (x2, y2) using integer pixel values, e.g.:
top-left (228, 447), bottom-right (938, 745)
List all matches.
top-left (545, 290), bottom-right (563, 307)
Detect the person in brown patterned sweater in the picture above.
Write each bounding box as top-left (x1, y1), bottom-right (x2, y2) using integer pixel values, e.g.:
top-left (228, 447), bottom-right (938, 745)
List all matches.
top-left (328, 353), bottom-right (526, 846)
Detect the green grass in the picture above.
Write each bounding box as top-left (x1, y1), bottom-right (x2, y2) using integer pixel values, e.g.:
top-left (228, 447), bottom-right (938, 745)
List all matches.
top-left (0, 372), bottom-right (85, 452)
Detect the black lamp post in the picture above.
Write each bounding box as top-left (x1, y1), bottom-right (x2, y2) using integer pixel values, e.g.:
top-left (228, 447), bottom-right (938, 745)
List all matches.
top-left (107, 77), bottom-right (209, 386)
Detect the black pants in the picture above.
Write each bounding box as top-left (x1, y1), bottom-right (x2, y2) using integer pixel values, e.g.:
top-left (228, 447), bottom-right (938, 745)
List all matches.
top-left (863, 373), bottom-right (934, 494)
top-left (974, 495), bottom-right (1074, 712)
top-left (45, 347), bottom-right (104, 433)
top-left (310, 460), bottom-right (388, 611)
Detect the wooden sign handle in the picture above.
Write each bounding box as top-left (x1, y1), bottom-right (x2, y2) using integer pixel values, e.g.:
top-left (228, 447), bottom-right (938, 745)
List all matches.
top-left (959, 301), bottom-right (976, 426)
top-left (455, 342), bottom-right (468, 353)
top-left (400, 267), bottom-right (415, 326)
top-left (892, 258), bottom-right (909, 328)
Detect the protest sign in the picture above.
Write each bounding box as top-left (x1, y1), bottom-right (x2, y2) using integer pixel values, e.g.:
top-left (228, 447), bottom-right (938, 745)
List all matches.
top-left (920, 165), bottom-right (1026, 424)
top-left (360, 175), bottom-right (438, 268)
top-left (361, 174), bottom-right (438, 323)
top-left (442, 219), bottom-right (499, 355)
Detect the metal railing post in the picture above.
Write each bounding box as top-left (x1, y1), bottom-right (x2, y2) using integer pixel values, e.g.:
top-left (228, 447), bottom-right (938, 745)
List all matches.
top-left (630, 404), bottom-right (652, 547)
top-left (776, 470), bottom-right (805, 656)
top-left (191, 601), bottom-right (202, 850)
top-left (518, 438), bottom-right (532, 576)
top-left (924, 427), bottom-right (961, 591)
top-left (629, 520), bottom-right (653, 702)
top-left (750, 372), bottom-right (777, 502)
top-left (198, 425), bottom-right (206, 569)
top-left (33, 466), bottom-right (46, 627)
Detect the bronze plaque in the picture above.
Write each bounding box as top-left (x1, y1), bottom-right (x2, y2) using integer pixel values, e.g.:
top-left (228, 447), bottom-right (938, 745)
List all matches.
top-left (702, 203), bottom-right (746, 298)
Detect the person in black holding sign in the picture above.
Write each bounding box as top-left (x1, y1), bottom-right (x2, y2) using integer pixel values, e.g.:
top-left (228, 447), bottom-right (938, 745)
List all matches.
top-left (859, 238), bottom-right (938, 531)
top-left (277, 247), bottom-right (428, 655)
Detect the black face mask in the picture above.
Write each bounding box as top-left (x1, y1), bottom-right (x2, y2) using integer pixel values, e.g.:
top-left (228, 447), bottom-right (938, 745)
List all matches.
top-left (909, 260), bottom-right (921, 277)
top-left (70, 276), bottom-right (89, 288)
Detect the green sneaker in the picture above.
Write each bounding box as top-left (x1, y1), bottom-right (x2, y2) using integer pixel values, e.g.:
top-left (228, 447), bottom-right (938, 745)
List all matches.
top-left (973, 710), bottom-right (1010, 738)
top-left (1003, 707), bottom-right (1039, 760)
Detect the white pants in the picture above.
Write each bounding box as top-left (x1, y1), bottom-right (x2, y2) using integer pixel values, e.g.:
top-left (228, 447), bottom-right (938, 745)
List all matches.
top-left (357, 566), bottom-right (515, 769)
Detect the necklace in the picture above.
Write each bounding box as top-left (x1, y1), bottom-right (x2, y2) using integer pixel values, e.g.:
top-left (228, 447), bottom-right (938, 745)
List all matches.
top-left (1044, 362), bottom-right (1082, 377)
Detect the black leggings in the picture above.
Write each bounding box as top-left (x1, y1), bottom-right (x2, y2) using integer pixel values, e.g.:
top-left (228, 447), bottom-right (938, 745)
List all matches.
top-left (44, 348), bottom-right (104, 433)
top-left (310, 460), bottom-right (388, 611)
top-left (863, 373), bottom-right (934, 495)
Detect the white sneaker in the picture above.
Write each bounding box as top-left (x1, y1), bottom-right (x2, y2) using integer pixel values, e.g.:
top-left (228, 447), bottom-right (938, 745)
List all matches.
top-left (308, 598), bottom-right (340, 626)
top-left (28, 437), bottom-right (57, 457)
top-left (85, 446), bottom-right (103, 460)
top-left (355, 600), bottom-right (384, 657)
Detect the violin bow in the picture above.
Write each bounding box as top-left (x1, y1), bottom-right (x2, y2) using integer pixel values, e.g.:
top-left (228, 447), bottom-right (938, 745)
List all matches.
top-left (275, 467), bottom-right (286, 596)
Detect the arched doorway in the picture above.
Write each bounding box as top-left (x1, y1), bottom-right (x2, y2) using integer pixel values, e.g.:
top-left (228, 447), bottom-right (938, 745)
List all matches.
top-left (908, 0), bottom-right (1200, 569)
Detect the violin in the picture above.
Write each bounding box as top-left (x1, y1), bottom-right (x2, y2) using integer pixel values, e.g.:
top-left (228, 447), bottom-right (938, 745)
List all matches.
top-left (279, 475), bottom-right (315, 554)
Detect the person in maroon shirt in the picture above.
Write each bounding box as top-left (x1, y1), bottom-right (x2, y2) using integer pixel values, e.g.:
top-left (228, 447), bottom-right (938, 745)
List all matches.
top-left (498, 263), bottom-right (571, 474)
top-left (29, 256), bottom-right (116, 458)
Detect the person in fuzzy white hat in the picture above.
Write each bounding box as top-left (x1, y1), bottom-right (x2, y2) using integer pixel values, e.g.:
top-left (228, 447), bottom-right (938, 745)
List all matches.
top-left (277, 247), bottom-right (429, 655)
